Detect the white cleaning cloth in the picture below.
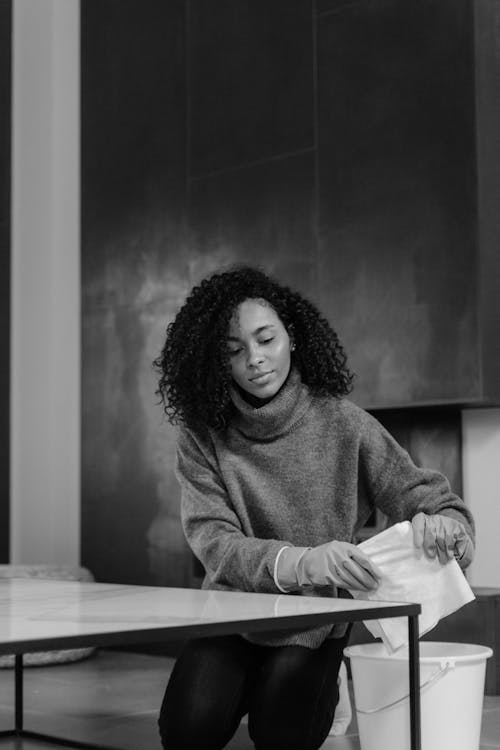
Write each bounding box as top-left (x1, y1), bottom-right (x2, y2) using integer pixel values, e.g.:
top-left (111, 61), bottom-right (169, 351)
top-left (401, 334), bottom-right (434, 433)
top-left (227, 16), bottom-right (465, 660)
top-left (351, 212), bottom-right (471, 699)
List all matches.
top-left (350, 521), bottom-right (475, 652)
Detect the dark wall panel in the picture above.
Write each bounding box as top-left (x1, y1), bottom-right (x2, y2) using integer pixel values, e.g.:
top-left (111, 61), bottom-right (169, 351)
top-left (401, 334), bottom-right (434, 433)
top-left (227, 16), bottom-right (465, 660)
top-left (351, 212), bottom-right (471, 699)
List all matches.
top-left (317, 0), bottom-right (478, 407)
top-left (82, 0), bottom-right (320, 589)
top-left (82, 0), bottom-right (186, 253)
top-left (81, 0), bottom-right (190, 586)
top-left (376, 409), bottom-right (463, 496)
top-left (189, 152), bottom-right (318, 299)
top-left (0, 0), bottom-right (11, 562)
top-left (475, 0), bottom-right (500, 401)
top-left (357, 408), bottom-right (463, 540)
top-left (82, 0), bottom-right (491, 587)
top-left (189, 0), bottom-right (314, 176)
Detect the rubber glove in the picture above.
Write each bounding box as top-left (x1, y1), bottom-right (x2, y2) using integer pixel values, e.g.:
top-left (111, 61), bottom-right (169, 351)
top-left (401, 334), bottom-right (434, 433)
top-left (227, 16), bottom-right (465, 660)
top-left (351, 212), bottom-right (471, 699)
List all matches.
top-left (411, 512), bottom-right (474, 569)
top-left (276, 541), bottom-right (382, 592)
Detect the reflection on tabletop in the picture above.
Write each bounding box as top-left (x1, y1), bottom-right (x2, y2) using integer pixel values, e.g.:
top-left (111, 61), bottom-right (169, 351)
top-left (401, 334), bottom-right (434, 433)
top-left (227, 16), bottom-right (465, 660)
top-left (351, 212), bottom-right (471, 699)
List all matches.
top-left (0, 579), bottom-right (417, 644)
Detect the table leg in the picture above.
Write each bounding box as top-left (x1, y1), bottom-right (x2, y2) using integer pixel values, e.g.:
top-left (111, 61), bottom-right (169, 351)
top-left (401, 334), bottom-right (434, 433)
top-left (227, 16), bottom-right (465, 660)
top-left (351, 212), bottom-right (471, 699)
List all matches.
top-left (6, 650), bottom-right (136, 750)
top-left (15, 654), bottom-right (23, 734)
top-left (408, 615), bottom-right (421, 750)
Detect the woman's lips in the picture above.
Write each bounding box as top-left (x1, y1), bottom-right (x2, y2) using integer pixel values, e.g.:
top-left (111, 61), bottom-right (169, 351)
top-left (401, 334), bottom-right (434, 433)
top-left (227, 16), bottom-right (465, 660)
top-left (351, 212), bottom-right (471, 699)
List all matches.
top-left (250, 371), bottom-right (274, 384)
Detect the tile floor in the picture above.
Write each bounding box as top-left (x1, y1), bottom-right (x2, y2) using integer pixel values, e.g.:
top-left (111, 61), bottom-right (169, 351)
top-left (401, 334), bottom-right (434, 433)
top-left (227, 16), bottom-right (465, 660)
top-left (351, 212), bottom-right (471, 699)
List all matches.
top-left (0, 649), bottom-right (497, 749)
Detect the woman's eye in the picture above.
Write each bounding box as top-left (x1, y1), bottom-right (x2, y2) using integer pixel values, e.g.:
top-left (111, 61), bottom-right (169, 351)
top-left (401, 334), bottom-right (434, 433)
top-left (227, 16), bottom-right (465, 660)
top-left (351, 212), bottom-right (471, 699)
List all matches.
top-left (228, 338), bottom-right (273, 356)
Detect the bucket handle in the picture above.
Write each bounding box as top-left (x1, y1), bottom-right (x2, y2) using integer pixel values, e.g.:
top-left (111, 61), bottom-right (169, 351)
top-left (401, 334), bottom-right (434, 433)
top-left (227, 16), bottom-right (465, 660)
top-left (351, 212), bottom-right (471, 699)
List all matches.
top-left (355, 661), bottom-right (454, 715)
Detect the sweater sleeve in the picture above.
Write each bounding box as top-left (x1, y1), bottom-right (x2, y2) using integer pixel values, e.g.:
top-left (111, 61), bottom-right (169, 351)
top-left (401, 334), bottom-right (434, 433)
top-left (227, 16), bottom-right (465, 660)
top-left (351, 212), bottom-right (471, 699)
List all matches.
top-left (359, 412), bottom-right (475, 547)
top-left (175, 426), bottom-right (290, 593)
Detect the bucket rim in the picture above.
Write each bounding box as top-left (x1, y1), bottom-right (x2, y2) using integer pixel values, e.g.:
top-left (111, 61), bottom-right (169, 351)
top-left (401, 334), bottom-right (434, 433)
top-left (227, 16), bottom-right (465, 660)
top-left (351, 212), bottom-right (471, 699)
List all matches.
top-left (344, 641), bottom-right (494, 664)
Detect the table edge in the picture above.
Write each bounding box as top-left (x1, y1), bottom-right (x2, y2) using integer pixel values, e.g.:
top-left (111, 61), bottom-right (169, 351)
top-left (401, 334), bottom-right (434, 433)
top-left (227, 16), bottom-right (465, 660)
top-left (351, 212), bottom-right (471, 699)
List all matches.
top-left (0, 603), bottom-right (421, 654)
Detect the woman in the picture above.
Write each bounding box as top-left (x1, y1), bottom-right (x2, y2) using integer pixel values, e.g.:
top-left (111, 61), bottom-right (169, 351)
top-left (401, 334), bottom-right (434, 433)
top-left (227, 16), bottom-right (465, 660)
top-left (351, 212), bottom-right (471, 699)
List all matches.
top-left (154, 265), bottom-right (474, 750)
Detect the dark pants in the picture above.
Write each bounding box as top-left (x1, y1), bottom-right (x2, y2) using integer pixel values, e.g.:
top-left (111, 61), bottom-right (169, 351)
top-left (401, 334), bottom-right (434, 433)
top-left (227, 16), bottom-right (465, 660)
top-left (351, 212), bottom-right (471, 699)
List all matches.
top-left (158, 628), bottom-right (350, 750)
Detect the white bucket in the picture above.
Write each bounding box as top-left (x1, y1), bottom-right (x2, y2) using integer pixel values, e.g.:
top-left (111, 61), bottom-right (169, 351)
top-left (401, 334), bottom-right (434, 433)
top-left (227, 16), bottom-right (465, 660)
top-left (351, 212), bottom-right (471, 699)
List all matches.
top-left (344, 642), bottom-right (493, 750)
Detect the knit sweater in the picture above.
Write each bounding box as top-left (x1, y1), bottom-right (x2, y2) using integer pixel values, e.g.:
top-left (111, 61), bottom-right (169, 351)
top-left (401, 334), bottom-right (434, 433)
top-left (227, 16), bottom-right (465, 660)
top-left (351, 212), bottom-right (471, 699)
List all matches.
top-left (175, 368), bottom-right (475, 648)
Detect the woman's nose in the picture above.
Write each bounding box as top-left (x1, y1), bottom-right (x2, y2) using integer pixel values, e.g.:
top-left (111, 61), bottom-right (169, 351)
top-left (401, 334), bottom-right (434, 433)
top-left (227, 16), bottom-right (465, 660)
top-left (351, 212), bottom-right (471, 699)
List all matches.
top-left (247, 345), bottom-right (264, 367)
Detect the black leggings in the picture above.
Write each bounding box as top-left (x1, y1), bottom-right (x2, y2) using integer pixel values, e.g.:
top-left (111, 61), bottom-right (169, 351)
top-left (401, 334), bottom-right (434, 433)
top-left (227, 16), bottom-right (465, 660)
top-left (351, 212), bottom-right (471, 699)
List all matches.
top-left (158, 628), bottom-right (350, 750)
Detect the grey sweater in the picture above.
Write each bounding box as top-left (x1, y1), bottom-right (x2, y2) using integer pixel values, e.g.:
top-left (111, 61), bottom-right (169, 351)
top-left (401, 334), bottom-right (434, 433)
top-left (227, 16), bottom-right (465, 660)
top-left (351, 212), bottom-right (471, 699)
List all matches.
top-left (175, 368), bottom-right (475, 648)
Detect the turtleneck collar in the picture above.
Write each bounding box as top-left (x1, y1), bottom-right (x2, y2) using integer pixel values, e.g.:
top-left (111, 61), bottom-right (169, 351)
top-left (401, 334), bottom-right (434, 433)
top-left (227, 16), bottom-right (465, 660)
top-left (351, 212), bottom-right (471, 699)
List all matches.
top-left (229, 367), bottom-right (313, 441)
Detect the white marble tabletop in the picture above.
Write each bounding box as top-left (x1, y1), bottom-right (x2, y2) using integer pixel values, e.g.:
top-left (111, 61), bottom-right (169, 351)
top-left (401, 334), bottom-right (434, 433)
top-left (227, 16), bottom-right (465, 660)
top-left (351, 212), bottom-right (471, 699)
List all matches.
top-left (0, 579), bottom-right (420, 654)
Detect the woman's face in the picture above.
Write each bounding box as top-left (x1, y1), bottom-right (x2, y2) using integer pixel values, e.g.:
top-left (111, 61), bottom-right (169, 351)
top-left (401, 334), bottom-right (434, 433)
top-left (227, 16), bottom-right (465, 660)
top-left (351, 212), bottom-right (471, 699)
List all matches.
top-left (227, 298), bottom-right (293, 400)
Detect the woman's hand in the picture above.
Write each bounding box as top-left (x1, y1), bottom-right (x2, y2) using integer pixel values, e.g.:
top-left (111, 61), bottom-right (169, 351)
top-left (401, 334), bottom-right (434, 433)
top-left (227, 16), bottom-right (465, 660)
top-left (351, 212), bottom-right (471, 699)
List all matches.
top-left (277, 541), bottom-right (382, 592)
top-left (411, 512), bottom-right (474, 568)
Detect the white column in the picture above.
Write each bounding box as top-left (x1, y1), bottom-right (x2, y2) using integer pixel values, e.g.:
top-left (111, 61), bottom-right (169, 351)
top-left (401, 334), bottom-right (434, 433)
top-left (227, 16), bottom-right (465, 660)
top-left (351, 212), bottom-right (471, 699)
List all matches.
top-left (10, 0), bottom-right (80, 565)
top-left (462, 408), bottom-right (500, 588)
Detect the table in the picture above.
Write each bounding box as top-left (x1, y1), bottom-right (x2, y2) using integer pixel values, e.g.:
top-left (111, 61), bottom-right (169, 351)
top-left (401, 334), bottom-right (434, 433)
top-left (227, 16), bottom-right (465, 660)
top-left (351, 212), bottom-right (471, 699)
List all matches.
top-left (0, 579), bottom-right (422, 750)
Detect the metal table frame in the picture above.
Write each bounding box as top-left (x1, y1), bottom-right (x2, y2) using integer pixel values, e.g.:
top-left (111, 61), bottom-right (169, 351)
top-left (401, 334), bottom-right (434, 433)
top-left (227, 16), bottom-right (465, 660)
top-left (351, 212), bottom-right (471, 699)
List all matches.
top-left (0, 586), bottom-right (421, 750)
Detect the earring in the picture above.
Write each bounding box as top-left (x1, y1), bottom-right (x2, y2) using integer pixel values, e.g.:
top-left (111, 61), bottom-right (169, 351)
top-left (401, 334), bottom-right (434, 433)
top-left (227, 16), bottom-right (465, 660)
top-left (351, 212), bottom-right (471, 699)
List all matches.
top-left (290, 343), bottom-right (296, 352)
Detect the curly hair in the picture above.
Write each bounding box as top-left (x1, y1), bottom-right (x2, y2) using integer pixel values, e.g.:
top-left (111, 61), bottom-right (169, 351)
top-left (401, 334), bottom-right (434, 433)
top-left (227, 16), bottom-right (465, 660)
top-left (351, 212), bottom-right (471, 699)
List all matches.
top-left (153, 265), bottom-right (354, 435)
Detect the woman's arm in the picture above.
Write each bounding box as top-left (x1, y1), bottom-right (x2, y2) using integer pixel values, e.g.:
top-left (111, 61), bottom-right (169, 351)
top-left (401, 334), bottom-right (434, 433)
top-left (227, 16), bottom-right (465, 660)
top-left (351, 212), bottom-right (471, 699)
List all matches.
top-left (359, 412), bottom-right (475, 567)
top-left (176, 427), bottom-right (290, 593)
